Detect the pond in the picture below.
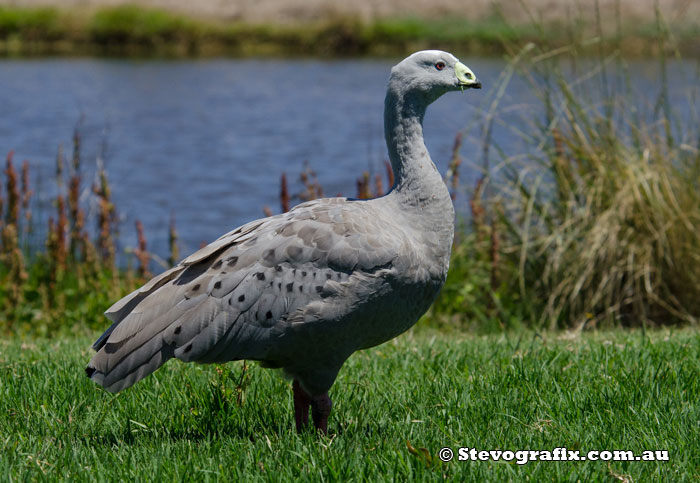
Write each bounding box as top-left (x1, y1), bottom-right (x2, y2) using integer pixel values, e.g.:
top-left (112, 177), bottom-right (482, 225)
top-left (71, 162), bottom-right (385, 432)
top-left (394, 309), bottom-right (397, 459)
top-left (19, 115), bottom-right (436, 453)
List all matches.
top-left (0, 56), bottom-right (696, 259)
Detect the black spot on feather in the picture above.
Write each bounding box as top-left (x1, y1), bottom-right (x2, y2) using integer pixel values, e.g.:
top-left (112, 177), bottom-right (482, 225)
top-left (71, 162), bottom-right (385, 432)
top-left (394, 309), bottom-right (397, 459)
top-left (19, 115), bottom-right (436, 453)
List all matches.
top-left (212, 260), bottom-right (223, 270)
top-left (239, 294), bottom-right (245, 302)
top-left (286, 282), bottom-right (294, 292)
top-left (214, 281), bottom-right (221, 289)
top-left (227, 256), bottom-right (238, 267)
top-left (184, 344), bottom-right (193, 353)
top-left (174, 326), bottom-right (181, 335)
top-left (256, 272), bottom-right (265, 281)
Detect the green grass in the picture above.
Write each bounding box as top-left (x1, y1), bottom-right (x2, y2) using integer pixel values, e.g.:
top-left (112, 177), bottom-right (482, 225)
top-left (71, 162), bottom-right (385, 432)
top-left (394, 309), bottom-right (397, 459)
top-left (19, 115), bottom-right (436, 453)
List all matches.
top-left (1, 328), bottom-right (698, 480)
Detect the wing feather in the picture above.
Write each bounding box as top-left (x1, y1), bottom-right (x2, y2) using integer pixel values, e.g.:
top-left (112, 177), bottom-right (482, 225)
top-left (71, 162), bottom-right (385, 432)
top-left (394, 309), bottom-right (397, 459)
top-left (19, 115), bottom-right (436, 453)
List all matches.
top-left (87, 198), bottom-right (406, 392)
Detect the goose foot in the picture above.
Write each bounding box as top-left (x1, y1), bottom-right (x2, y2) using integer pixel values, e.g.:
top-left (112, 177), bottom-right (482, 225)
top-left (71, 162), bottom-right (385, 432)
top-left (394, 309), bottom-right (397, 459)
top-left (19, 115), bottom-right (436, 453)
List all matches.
top-left (293, 379), bottom-right (332, 434)
top-left (311, 393), bottom-right (332, 434)
top-left (293, 379), bottom-right (310, 433)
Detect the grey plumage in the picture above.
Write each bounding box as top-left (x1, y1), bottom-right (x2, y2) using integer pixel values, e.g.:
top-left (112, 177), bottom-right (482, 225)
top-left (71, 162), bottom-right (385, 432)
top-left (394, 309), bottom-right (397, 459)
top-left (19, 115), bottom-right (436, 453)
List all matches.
top-left (86, 50), bottom-right (481, 430)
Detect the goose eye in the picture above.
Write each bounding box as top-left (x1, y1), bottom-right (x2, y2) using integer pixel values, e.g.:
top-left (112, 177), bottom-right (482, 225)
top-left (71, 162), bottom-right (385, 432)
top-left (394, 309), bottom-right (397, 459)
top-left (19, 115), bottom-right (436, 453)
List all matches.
top-left (435, 61), bottom-right (446, 71)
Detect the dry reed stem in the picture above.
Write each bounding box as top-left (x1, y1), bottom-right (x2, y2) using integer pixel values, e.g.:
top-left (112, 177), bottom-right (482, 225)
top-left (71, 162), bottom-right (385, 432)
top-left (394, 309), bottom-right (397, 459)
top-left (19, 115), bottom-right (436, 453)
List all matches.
top-left (446, 132), bottom-right (463, 200)
top-left (168, 212), bottom-right (179, 267)
top-left (93, 162), bottom-right (116, 268)
top-left (55, 195), bottom-right (68, 272)
top-left (280, 172), bottom-right (290, 213)
top-left (299, 162), bottom-right (323, 202)
top-left (1, 223), bottom-right (27, 314)
top-left (356, 171), bottom-right (370, 199)
top-left (4, 151), bottom-right (19, 229)
top-left (134, 220), bottom-right (150, 278)
top-left (20, 160), bottom-right (32, 226)
top-left (374, 173), bottom-right (383, 197)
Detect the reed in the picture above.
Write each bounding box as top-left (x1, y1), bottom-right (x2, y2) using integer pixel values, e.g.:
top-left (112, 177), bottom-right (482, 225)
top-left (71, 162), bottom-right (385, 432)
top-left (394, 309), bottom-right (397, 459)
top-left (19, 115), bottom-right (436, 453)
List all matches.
top-left (93, 157), bottom-right (116, 269)
top-left (503, 102), bottom-right (700, 327)
top-left (297, 162), bottom-right (323, 202)
top-left (0, 132), bottom-right (158, 334)
top-left (440, 6), bottom-right (700, 329)
top-left (354, 162), bottom-right (394, 200)
top-left (356, 172), bottom-right (371, 199)
top-left (133, 220), bottom-right (150, 278)
top-left (279, 173), bottom-right (290, 213)
top-left (445, 132), bottom-right (463, 201)
top-left (3, 151), bottom-right (19, 228)
top-left (168, 211), bottom-right (179, 268)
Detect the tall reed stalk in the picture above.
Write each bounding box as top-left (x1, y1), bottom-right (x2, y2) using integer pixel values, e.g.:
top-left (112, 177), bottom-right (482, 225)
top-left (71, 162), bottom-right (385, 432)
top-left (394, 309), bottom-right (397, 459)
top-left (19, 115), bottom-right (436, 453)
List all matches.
top-left (483, 7), bottom-right (699, 328)
top-left (0, 131), bottom-right (166, 334)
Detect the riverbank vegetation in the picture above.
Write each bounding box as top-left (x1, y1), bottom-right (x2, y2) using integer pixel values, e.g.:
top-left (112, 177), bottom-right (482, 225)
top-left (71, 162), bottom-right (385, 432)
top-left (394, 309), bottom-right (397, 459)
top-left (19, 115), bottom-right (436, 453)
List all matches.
top-left (0, 4), bottom-right (698, 58)
top-left (1, 19), bottom-right (699, 335)
top-left (432, 43), bottom-right (700, 331)
top-left (0, 136), bottom-right (150, 335)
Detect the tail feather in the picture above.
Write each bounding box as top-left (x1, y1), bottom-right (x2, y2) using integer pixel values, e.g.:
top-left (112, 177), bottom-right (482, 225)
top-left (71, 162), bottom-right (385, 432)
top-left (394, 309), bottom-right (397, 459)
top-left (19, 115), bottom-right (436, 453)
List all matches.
top-left (105, 265), bottom-right (184, 323)
top-left (92, 265), bottom-right (185, 352)
top-left (85, 290), bottom-right (232, 392)
top-left (86, 296), bottom-right (209, 392)
top-left (86, 337), bottom-right (175, 393)
top-left (85, 231), bottom-right (266, 393)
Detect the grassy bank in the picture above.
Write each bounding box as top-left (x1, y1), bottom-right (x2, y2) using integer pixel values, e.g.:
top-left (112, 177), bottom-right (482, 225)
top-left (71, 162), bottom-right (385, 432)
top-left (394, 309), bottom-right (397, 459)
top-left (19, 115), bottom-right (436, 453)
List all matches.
top-left (0, 4), bottom-right (698, 58)
top-left (0, 329), bottom-right (697, 480)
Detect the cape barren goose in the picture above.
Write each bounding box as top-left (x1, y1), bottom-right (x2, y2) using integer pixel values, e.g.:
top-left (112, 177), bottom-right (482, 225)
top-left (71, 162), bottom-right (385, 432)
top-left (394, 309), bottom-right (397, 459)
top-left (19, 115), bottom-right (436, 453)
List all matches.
top-left (86, 50), bottom-right (481, 433)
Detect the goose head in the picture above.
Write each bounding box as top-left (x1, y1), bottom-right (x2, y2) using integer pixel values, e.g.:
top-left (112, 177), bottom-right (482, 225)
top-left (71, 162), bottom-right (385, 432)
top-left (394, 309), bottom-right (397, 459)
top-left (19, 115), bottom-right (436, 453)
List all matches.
top-left (388, 50), bottom-right (481, 104)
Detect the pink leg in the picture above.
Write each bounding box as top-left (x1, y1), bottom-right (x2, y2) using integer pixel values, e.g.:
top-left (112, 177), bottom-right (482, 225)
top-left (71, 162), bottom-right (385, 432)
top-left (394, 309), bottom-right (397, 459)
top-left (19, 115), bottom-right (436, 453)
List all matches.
top-left (293, 380), bottom-right (310, 433)
top-left (311, 393), bottom-right (332, 434)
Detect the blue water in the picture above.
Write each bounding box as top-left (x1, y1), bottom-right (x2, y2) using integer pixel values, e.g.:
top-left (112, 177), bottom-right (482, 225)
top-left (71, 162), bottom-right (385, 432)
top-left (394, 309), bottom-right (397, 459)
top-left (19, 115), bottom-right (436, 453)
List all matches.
top-left (0, 57), bottom-right (696, 260)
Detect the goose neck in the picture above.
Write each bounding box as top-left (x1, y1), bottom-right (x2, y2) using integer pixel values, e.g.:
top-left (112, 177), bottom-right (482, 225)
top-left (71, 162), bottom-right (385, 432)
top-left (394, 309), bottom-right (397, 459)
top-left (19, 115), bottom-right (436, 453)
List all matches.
top-left (384, 91), bottom-right (429, 191)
